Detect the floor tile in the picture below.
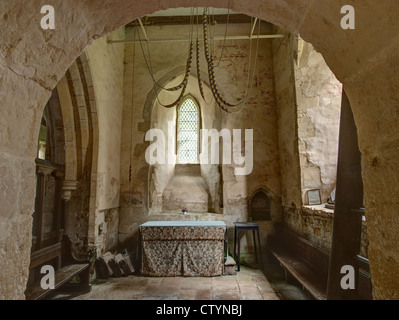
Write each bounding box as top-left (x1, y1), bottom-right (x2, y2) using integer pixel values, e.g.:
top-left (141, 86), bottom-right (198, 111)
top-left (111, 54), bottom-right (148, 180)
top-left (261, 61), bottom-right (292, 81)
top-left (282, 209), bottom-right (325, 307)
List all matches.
top-left (65, 265), bottom-right (312, 301)
top-left (213, 290), bottom-right (242, 300)
top-left (239, 285), bottom-right (264, 300)
top-left (179, 288), bottom-right (196, 300)
top-left (196, 288), bottom-right (212, 300)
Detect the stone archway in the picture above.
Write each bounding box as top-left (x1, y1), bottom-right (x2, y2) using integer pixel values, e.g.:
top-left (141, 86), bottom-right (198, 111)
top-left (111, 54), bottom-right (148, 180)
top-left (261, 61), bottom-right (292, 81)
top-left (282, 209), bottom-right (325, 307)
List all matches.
top-left (1, 0), bottom-right (399, 299)
top-left (57, 52), bottom-right (100, 258)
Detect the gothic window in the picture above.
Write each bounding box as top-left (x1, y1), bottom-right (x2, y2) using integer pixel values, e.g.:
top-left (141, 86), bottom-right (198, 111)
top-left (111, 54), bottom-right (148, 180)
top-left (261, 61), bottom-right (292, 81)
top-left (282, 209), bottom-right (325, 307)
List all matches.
top-left (37, 117), bottom-right (47, 160)
top-left (177, 97), bottom-right (200, 163)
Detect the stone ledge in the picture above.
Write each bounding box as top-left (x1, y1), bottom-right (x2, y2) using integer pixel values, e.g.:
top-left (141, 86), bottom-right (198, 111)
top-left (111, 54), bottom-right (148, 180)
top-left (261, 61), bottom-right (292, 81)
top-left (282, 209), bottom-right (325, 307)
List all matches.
top-left (303, 204), bottom-right (334, 216)
top-left (147, 212), bottom-right (224, 219)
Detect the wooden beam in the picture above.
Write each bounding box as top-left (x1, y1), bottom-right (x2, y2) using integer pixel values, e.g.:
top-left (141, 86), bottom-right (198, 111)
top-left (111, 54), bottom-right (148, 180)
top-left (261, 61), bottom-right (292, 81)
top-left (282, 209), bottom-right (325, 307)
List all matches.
top-left (326, 91), bottom-right (364, 300)
top-left (109, 33), bottom-right (285, 44)
top-left (126, 14), bottom-right (256, 27)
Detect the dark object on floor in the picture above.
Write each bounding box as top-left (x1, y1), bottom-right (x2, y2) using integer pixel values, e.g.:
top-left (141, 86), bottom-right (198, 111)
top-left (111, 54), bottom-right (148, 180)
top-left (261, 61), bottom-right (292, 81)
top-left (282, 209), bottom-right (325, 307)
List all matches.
top-left (117, 249), bottom-right (135, 276)
top-left (95, 249), bottom-right (135, 279)
top-left (94, 251), bottom-right (115, 279)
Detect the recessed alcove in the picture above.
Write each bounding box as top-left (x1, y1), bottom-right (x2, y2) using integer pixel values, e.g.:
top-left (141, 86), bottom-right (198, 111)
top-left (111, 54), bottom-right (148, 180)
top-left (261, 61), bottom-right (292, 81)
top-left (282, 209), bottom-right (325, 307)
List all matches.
top-left (249, 189), bottom-right (271, 221)
top-left (162, 164), bottom-right (211, 213)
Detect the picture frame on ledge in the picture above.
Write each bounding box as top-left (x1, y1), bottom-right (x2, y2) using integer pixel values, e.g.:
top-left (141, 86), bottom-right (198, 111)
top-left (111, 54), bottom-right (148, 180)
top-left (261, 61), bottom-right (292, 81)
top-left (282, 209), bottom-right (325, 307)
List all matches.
top-left (307, 189), bottom-right (321, 205)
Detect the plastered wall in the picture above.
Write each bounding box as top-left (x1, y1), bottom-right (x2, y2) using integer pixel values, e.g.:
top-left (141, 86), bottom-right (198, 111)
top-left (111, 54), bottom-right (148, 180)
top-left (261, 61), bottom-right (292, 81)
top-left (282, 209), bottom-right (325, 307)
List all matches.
top-left (295, 39), bottom-right (342, 204)
top-left (84, 29), bottom-right (125, 255)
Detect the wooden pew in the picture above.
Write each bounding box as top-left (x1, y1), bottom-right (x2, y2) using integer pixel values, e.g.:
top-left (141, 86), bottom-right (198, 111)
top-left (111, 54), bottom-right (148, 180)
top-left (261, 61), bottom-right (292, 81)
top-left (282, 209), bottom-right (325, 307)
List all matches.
top-left (25, 235), bottom-right (91, 300)
top-left (356, 254), bottom-right (373, 300)
top-left (267, 224), bottom-right (330, 300)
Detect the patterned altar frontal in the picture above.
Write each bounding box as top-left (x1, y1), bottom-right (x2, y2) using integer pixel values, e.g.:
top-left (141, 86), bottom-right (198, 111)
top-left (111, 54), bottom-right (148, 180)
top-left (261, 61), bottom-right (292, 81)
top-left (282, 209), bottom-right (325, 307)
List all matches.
top-left (140, 221), bottom-right (227, 277)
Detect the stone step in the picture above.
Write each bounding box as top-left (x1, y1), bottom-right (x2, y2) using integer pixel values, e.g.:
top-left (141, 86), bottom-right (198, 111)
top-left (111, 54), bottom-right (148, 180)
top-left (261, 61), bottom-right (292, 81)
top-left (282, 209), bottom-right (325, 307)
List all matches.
top-left (224, 256), bottom-right (236, 275)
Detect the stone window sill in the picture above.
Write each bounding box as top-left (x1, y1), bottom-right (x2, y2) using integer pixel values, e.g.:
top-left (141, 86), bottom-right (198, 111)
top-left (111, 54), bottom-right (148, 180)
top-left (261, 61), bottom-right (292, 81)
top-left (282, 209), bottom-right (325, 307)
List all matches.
top-left (302, 204), bottom-right (334, 221)
top-left (304, 204), bottom-right (334, 215)
top-left (148, 211), bottom-right (223, 218)
top-left (303, 204), bottom-right (367, 223)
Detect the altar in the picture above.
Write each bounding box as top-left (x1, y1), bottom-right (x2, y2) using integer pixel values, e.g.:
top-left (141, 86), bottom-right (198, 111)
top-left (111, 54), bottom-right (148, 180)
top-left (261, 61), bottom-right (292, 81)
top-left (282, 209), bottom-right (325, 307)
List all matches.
top-left (139, 221), bottom-right (227, 277)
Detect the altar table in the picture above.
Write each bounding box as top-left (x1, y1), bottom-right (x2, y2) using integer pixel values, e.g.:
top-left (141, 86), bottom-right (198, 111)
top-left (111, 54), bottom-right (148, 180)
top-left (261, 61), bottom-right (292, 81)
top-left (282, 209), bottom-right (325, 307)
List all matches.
top-left (139, 221), bottom-right (227, 277)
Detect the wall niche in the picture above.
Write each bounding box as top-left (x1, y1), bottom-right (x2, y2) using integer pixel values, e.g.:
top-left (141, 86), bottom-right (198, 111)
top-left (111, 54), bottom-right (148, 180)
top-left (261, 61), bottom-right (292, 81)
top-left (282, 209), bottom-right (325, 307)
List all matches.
top-left (249, 188), bottom-right (272, 221)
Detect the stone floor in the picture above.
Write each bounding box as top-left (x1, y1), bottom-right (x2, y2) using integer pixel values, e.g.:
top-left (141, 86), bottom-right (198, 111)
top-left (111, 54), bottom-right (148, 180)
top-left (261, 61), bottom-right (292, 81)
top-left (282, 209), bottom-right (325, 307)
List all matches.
top-left (262, 262), bottom-right (310, 300)
top-left (49, 262), bottom-right (309, 300)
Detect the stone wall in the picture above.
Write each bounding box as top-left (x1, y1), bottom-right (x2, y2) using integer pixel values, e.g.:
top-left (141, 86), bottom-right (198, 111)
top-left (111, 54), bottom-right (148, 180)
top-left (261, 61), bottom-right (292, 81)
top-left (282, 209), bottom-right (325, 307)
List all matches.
top-left (273, 31), bottom-right (344, 252)
top-left (95, 207), bottom-right (120, 253)
top-left (273, 32), bottom-right (341, 209)
top-left (295, 39), bottom-right (342, 204)
top-left (59, 62), bottom-right (93, 258)
top-left (285, 205), bottom-right (369, 258)
top-left (272, 29), bottom-right (302, 210)
top-left (85, 29), bottom-right (125, 255)
top-left (284, 205), bottom-right (334, 249)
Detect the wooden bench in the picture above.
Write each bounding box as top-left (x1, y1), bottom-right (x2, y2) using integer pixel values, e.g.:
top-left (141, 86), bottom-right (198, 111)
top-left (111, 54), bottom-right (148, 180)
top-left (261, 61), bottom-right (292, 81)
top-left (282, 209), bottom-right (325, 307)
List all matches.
top-left (25, 235), bottom-right (91, 300)
top-left (267, 225), bottom-right (330, 300)
top-left (356, 254), bottom-right (373, 300)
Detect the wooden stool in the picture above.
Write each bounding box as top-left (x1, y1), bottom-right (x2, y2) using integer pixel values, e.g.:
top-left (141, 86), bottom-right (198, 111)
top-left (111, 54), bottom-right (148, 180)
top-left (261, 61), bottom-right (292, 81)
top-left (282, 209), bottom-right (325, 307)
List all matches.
top-left (233, 222), bottom-right (263, 271)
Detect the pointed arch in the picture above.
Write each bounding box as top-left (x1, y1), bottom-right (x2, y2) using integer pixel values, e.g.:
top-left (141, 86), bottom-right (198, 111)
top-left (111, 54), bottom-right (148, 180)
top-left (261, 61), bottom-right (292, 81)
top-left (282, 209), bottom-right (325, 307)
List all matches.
top-left (176, 95), bottom-right (202, 164)
top-left (248, 187), bottom-right (273, 221)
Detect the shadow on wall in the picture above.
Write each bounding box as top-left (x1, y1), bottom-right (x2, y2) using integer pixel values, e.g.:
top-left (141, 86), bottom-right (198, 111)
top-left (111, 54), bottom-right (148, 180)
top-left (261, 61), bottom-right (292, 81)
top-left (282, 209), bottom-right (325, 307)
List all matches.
top-left (236, 187), bottom-right (282, 266)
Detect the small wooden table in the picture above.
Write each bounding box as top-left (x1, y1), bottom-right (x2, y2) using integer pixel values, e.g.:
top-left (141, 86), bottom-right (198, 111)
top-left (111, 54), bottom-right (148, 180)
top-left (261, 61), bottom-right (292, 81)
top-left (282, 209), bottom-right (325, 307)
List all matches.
top-left (233, 222), bottom-right (263, 271)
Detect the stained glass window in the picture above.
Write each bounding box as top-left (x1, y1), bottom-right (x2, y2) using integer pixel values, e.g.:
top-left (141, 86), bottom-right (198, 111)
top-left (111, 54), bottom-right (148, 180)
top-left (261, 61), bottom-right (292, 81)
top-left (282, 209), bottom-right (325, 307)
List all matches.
top-left (178, 98), bottom-right (199, 163)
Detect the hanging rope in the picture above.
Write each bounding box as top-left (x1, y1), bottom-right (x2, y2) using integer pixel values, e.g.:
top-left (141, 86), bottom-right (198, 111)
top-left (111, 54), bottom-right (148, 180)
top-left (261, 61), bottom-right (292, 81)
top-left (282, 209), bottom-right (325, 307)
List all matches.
top-left (203, 9), bottom-right (236, 110)
top-left (214, 7), bottom-right (230, 68)
top-left (196, 39), bottom-right (207, 102)
top-left (165, 9), bottom-right (195, 92)
top-left (159, 41), bottom-right (193, 108)
top-left (164, 41), bottom-right (193, 92)
top-left (195, 10), bottom-right (213, 107)
top-left (202, 8), bottom-right (261, 113)
top-left (228, 16), bottom-right (262, 114)
top-left (135, 7), bottom-right (261, 114)
top-left (136, 12), bottom-right (195, 108)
